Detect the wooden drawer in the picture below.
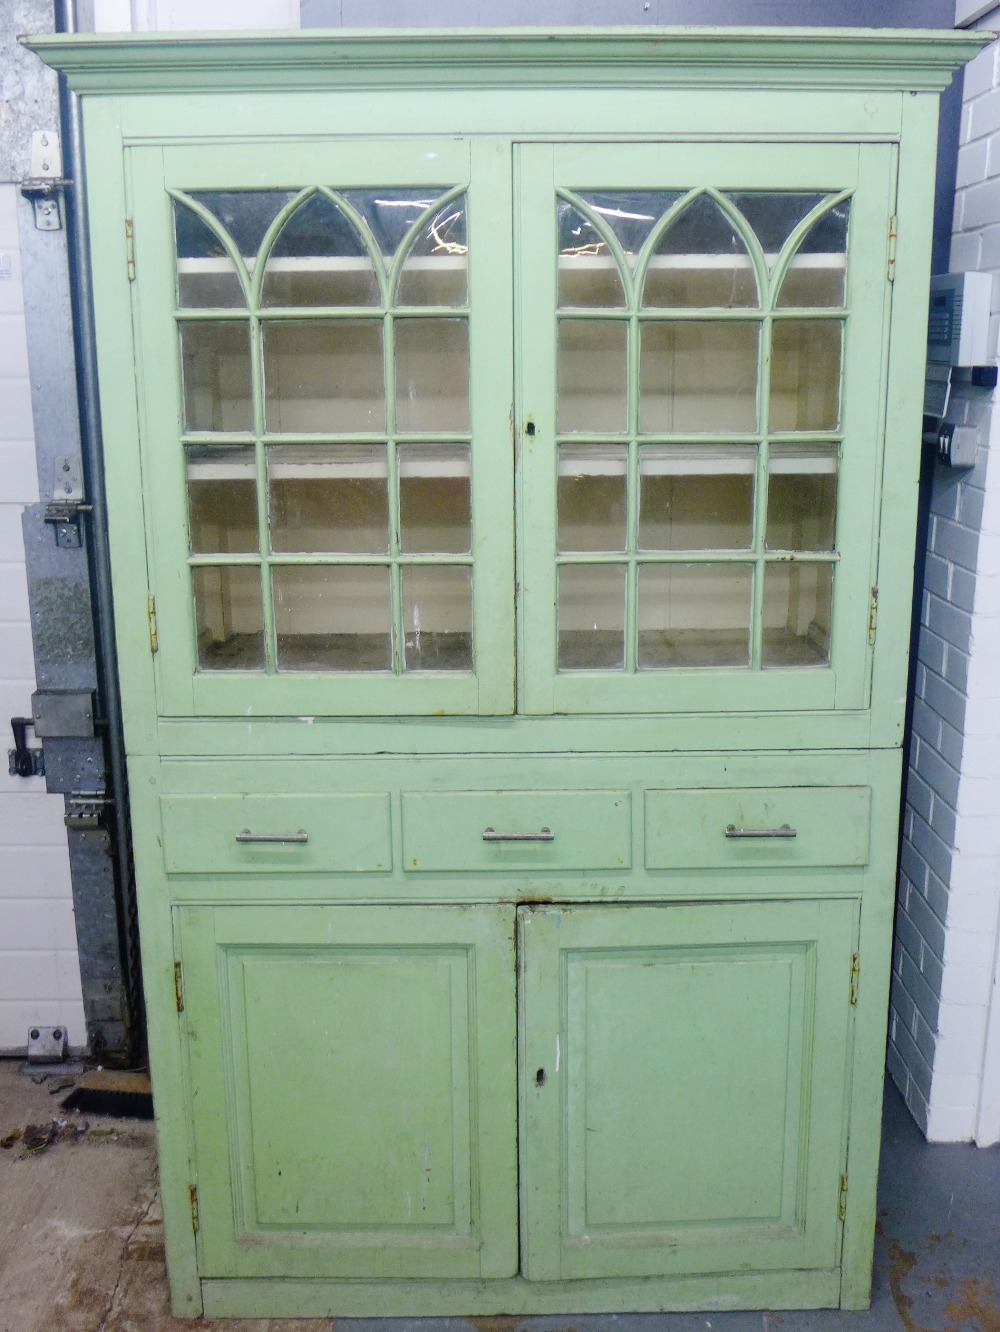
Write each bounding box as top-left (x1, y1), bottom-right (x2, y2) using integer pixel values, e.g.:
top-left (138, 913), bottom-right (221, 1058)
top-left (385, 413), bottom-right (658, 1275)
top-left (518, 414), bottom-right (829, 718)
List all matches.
top-left (401, 791), bottom-right (631, 872)
top-left (644, 787), bottom-right (871, 869)
top-left (160, 794), bottom-right (392, 874)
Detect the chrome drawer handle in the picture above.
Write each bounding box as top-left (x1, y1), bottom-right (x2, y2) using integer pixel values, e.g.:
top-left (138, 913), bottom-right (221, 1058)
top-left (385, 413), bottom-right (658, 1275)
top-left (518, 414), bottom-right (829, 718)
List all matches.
top-left (235, 828), bottom-right (309, 844)
top-left (725, 823), bottom-right (797, 840)
top-left (482, 826), bottom-right (554, 843)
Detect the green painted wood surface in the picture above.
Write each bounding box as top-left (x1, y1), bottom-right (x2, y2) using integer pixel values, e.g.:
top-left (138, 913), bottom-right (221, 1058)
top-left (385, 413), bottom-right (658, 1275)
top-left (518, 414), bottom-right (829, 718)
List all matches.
top-left (19, 26), bottom-right (982, 1318)
top-left (519, 900), bottom-right (856, 1280)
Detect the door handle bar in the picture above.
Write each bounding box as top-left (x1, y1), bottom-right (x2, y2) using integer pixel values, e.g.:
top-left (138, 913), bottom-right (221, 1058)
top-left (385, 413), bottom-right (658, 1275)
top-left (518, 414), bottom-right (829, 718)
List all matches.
top-left (725, 823), bottom-right (797, 839)
top-left (235, 828), bottom-right (309, 844)
top-left (482, 826), bottom-right (554, 843)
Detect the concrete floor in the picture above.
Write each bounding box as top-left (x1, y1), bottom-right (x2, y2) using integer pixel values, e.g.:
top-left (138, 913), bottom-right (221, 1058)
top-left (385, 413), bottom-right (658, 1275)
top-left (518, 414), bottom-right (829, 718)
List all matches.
top-left (0, 1059), bottom-right (997, 1332)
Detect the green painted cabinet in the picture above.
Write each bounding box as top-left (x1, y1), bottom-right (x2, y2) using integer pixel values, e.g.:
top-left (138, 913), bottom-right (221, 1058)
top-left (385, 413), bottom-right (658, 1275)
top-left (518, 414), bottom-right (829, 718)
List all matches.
top-left (26, 25), bottom-right (985, 1320)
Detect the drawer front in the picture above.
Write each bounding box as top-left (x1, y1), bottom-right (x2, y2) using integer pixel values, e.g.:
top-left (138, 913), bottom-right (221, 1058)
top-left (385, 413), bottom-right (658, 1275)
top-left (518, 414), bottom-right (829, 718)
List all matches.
top-left (401, 791), bottom-right (631, 872)
top-left (644, 787), bottom-right (871, 869)
top-left (161, 794), bottom-right (392, 874)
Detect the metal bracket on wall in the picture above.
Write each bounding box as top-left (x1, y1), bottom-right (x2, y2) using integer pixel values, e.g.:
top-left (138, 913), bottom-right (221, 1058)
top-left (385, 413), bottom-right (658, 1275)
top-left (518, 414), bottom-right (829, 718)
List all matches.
top-left (8, 717), bottom-right (45, 778)
top-left (65, 792), bottom-right (112, 830)
top-left (43, 455), bottom-right (92, 548)
top-left (20, 130), bottom-right (73, 231)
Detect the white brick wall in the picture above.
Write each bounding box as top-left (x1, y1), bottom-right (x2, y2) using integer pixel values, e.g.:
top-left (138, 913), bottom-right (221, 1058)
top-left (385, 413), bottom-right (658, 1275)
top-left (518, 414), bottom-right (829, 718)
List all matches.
top-left (0, 185), bottom-right (84, 1054)
top-left (889, 5), bottom-right (1000, 1143)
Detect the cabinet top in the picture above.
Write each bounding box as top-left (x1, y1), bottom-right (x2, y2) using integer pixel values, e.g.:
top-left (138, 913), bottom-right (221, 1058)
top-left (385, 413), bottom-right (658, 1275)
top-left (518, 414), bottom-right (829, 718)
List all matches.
top-left (22, 27), bottom-right (988, 96)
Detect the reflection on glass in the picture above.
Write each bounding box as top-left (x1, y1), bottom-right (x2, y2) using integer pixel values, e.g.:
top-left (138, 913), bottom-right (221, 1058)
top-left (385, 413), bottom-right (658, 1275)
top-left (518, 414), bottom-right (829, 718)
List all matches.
top-left (557, 564), bottom-right (626, 670)
top-left (557, 201), bottom-right (626, 309)
top-left (342, 190), bottom-right (444, 260)
top-left (268, 445), bottom-right (388, 554)
top-left (639, 446), bottom-right (755, 550)
top-left (261, 192), bottom-right (379, 308)
top-left (730, 193), bottom-right (827, 266)
top-left (640, 322), bottom-right (758, 434)
top-left (769, 320), bottom-right (842, 432)
top-left (186, 446), bottom-right (258, 554)
top-left (643, 194), bottom-right (758, 309)
top-left (273, 564), bottom-right (391, 671)
top-left (186, 190), bottom-right (296, 263)
top-left (180, 322), bottom-right (253, 433)
top-left (173, 203), bottom-right (244, 308)
top-left (263, 320), bottom-right (385, 434)
top-left (398, 444), bottom-right (471, 554)
top-left (762, 562), bottom-right (833, 667)
top-left (397, 197), bottom-right (467, 306)
top-left (574, 191), bottom-right (682, 264)
top-left (558, 320), bottom-right (628, 434)
top-left (192, 565), bottom-right (264, 670)
top-left (766, 446), bottom-right (839, 552)
top-left (557, 445), bottom-right (627, 552)
top-left (637, 564), bottom-right (752, 669)
top-left (402, 565), bottom-right (472, 671)
top-left (395, 319), bottom-right (469, 433)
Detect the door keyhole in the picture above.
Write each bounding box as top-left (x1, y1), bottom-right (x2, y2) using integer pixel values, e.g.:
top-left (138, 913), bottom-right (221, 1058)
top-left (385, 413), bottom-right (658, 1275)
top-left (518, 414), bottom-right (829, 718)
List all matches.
top-left (535, 1068), bottom-right (546, 1087)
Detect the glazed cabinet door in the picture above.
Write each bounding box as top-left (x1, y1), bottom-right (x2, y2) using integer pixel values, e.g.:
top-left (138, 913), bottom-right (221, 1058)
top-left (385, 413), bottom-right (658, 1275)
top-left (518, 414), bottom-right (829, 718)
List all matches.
top-left (176, 904), bottom-right (518, 1279)
top-left (517, 141), bottom-right (896, 714)
top-left (127, 139), bottom-right (515, 717)
top-left (518, 899), bottom-right (857, 1279)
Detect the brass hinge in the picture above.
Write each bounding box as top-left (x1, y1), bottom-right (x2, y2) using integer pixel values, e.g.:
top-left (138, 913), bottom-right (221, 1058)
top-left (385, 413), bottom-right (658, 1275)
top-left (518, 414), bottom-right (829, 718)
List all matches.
top-left (838, 1173), bottom-right (849, 1221)
top-left (125, 216), bottom-right (136, 281)
top-left (850, 952), bottom-right (860, 1006)
top-left (189, 1183), bottom-right (200, 1234)
top-left (887, 215), bottom-right (897, 282)
top-left (867, 587), bottom-right (878, 647)
top-left (148, 594), bottom-right (159, 654)
top-left (173, 960), bottom-right (184, 1013)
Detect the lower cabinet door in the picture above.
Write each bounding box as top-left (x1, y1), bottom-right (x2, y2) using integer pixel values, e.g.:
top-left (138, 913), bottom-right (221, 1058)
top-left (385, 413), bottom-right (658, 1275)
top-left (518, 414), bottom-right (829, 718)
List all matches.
top-left (176, 903), bottom-right (518, 1280)
top-left (518, 899), bottom-right (857, 1281)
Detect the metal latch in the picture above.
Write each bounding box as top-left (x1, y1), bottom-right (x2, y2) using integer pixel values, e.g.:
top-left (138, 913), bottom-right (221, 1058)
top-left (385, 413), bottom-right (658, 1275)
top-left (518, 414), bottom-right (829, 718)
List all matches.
top-left (20, 131), bottom-right (72, 231)
top-left (8, 717), bottom-right (44, 778)
top-left (43, 455), bottom-right (92, 548)
top-left (65, 792), bottom-right (112, 830)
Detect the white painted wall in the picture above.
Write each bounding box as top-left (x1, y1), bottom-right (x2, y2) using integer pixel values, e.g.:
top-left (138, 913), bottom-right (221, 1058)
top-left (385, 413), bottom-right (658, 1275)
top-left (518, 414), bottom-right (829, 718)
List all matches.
top-left (0, 185), bottom-right (85, 1054)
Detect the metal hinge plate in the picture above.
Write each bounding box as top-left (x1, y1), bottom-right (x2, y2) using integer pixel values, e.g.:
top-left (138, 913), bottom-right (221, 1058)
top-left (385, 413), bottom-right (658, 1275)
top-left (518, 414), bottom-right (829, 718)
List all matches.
top-left (850, 952), bottom-right (860, 1006)
top-left (887, 215), bottom-right (897, 282)
top-left (868, 587), bottom-right (878, 647)
top-left (126, 216), bottom-right (136, 281)
top-left (174, 961), bottom-right (184, 1013)
top-left (838, 1173), bottom-right (849, 1221)
top-left (65, 792), bottom-right (111, 830)
top-left (148, 595), bottom-right (159, 654)
top-left (21, 132), bottom-right (72, 231)
top-left (189, 1183), bottom-right (200, 1234)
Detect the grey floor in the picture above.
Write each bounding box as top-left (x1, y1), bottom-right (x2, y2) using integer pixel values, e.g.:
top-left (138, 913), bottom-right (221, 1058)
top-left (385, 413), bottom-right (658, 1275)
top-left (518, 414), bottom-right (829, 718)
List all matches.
top-left (0, 1058), bottom-right (997, 1331)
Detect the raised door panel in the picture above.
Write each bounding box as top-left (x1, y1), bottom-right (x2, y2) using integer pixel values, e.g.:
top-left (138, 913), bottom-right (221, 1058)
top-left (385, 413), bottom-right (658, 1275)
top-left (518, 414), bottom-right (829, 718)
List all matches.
top-left (127, 138), bottom-right (515, 718)
top-left (177, 903), bottom-right (517, 1279)
top-left (519, 899), bottom-right (857, 1280)
top-left (518, 140), bottom-right (896, 715)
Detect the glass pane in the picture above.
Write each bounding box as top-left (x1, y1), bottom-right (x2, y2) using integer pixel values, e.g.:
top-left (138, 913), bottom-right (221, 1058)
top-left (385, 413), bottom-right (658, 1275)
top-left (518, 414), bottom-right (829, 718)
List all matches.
top-left (637, 564), bottom-right (752, 669)
top-left (398, 443), bottom-right (471, 554)
top-left (639, 446), bottom-right (755, 551)
top-left (558, 320), bottom-right (628, 434)
top-left (402, 565), bottom-right (472, 671)
top-left (173, 203), bottom-right (244, 308)
top-left (180, 321), bottom-right (253, 433)
top-left (192, 565), bottom-right (264, 670)
top-left (397, 196), bottom-right (467, 307)
top-left (557, 445), bottom-right (627, 552)
top-left (395, 318), bottom-right (469, 433)
top-left (729, 193), bottom-right (826, 266)
top-left (640, 322), bottom-right (758, 434)
top-left (186, 446), bottom-right (258, 554)
top-left (557, 564), bottom-right (626, 670)
top-left (263, 320), bottom-right (385, 434)
top-left (261, 193), bottom-right (379, 308)
top-left (187, 190), bottom-right (296, 263)
top-left (575, 191), bottom-right (683, 266)
top-left (762, 562), bottom-right (833, 667)
top-left (642, 195), bottom-right (758, 309)
top-left (557, 201), bottom-right (625, 308)
top-left (767, 446), bottom-right (839, 552)
top-left (341, 189), bottom-right (448, 260)
top-left (268, 445), bottom-right (388, 554)
top-left (273, 564), bottom-right (391, 671)
top-left (769, 320), bottom-right (842, 432)
top-left (777, 203), bottom-right (850, 308)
